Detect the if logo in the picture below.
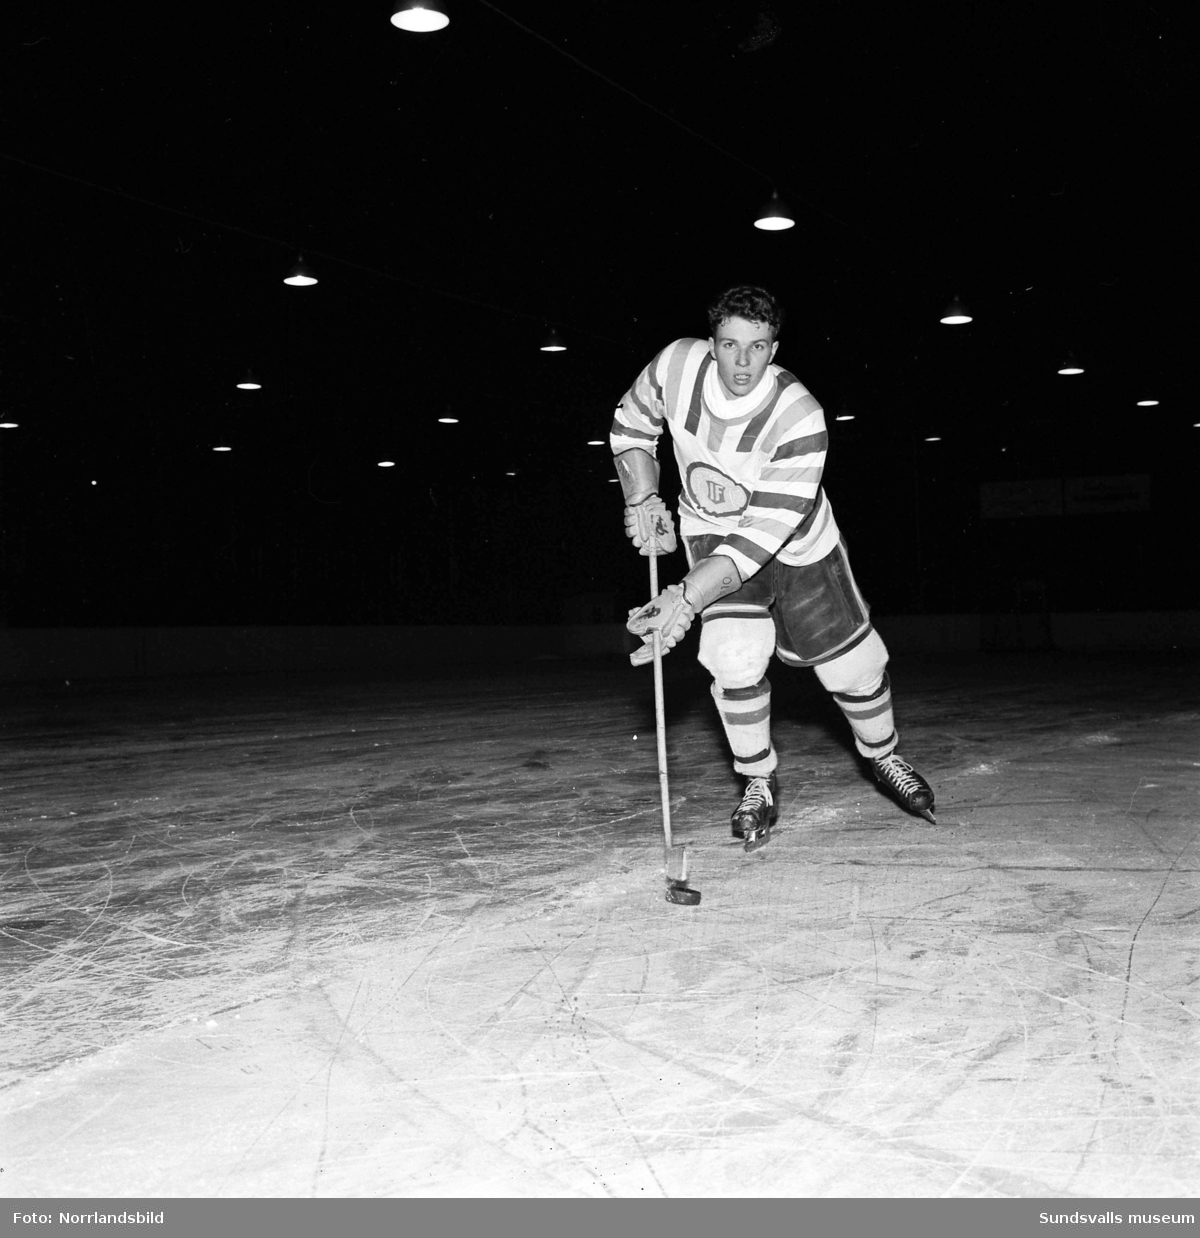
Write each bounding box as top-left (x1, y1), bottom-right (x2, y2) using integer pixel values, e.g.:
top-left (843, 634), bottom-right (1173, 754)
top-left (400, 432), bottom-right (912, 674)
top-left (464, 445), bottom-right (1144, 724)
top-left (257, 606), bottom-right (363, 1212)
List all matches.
top-left (686, 463), bottom-right (749, 517)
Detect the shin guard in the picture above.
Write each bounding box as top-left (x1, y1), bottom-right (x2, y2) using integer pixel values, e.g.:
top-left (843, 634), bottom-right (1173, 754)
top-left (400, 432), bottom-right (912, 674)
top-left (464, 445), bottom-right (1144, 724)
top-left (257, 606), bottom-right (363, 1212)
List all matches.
top-left (711, 678), bottom-right (777, 776)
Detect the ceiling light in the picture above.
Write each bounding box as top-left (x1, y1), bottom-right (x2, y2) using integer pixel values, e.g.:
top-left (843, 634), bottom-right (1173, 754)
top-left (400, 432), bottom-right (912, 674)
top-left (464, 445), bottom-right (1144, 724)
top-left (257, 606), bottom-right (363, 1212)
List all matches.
top-left (586, 439), bottom-right (604, 445)
top-left (540, 328), bottom-right (567, 352)
top-left (754, 193), bottom-right (795, 231)
top-left (391, 1), bottom-right (449, 31)
top-left (438, 417), bottom-right (459, 424)
top-left (0, 421), bottom-right (17, 429)
top-left (924, 436), bottom-right (941, 442)
top-left (939, 297), bottom-right (972, 325)
top-left (1136, 399), bottom-right (1159, 406)
top-left (236, 369), bottom-right (262, 390)
top-left (283, 255), bottom-right (318, 286)
top-left (835, 415), bottom-right (855, 422)
top-left (378, 461), bottom-right (395, 468)
top-left (1057, 355), bottom-right (1084, 375)
top-left (213, 446), bottom-right (232, 452)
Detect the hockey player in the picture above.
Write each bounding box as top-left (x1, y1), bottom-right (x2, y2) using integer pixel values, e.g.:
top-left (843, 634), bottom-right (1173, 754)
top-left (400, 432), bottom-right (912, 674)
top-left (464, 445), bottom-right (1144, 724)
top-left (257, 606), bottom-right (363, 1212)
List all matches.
top-left (613, 285), bottom-right (935, 843)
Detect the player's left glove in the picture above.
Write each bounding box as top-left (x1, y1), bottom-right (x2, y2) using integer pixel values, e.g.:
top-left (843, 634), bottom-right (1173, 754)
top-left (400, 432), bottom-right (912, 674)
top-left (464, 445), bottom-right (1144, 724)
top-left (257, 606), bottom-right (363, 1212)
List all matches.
top-left (627, 553), bottom-right (743, 666)
top-left (623, 494), bottom-right (678, 555)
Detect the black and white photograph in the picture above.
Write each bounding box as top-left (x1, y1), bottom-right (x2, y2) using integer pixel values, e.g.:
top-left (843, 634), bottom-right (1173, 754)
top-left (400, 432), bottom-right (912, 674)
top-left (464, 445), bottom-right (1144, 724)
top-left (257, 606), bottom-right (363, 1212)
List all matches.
top-left (1, 0), bottom-right (1195, 1226)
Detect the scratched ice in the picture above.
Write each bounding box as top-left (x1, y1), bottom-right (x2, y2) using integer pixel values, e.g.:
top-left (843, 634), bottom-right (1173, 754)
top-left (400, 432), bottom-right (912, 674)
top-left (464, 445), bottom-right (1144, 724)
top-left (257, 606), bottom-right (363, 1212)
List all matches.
top-left (1, 652), bottom-right (1197, 1197)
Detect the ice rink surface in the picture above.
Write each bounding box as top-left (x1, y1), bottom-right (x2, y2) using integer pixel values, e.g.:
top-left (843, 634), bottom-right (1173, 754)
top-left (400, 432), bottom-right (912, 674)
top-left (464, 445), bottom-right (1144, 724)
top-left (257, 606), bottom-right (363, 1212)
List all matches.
top-left (2, 649), bottom-right (1197, 1198)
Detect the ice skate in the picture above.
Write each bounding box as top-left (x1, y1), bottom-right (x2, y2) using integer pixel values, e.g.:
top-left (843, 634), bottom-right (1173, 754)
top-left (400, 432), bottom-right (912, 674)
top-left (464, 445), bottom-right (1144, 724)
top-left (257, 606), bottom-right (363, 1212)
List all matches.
top-left (869, 753), bottom-right (936, 822)
top-left (731, 772), bottom-right (778, 851)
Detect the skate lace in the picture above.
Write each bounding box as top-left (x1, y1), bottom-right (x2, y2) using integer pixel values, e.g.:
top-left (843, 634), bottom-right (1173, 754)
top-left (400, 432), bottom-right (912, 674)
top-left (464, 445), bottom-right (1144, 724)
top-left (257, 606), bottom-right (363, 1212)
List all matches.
top-left (877, 756), bottom-right (920, 795)
top-left (742, 778), bottom-right (773, 809)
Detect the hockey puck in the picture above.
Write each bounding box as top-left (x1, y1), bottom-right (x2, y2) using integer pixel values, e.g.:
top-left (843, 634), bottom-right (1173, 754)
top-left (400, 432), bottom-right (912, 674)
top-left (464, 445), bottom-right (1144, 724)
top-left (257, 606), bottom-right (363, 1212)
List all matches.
top-left (665, 885), bottom-right (701, 906)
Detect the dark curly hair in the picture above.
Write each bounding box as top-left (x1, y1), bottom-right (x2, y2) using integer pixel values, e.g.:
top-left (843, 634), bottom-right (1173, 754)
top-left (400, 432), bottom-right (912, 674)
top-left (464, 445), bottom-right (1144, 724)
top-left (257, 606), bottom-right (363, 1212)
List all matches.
top-left (707, 285), bottom-right (784, 338)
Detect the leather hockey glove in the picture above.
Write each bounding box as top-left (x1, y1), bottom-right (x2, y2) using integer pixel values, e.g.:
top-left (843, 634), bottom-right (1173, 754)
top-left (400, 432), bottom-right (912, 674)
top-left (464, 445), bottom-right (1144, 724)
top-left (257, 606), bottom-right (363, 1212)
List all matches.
top-left (626, 583), bottom-right (694, 664)
top-left (627, 554), bottom-right (742, 666)
top-left (623, 494), bottom-right (678, 556)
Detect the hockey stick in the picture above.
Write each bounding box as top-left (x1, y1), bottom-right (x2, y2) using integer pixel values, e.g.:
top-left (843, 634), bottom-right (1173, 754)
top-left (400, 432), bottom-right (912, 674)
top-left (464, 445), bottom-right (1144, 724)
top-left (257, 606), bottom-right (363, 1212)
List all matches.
top-left (649, 552), bottom-right (700, 906)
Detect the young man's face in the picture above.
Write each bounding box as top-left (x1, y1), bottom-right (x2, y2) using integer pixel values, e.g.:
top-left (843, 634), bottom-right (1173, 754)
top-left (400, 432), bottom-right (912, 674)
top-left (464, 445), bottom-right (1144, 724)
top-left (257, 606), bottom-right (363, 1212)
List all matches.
top-left (708, 316), bottom-right (779, 398)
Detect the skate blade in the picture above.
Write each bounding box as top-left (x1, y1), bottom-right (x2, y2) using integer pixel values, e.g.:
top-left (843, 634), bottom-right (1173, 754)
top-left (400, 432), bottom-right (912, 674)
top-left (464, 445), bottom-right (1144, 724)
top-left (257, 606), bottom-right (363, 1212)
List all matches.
top-left (742, 827), bottom-right (773, 853)
top-left (919, 808), bottom-right (937, 824)
top-left (665, 879), bottom-right (701, 906)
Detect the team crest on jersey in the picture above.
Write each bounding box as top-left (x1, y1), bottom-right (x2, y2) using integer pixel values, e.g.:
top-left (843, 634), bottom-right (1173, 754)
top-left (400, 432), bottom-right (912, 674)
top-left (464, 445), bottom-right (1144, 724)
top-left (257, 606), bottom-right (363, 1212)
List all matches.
top-left (685, 462), bottom-right (749, 517)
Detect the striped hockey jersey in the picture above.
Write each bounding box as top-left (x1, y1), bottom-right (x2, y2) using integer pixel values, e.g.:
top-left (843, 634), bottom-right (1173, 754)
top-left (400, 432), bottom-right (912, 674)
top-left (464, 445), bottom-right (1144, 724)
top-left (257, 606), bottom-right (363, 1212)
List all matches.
top-left (611, 337), bottom-right (841, 580)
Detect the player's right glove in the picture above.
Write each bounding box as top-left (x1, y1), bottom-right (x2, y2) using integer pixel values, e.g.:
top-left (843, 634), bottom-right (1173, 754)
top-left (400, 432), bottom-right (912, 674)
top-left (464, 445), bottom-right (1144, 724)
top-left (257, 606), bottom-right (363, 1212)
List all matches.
top-left (623, 494), bottom-right (678, 556)
top-left (627, 554), bottom-right (742, 666)
top-left (626, 583), bottom-right (694, 664)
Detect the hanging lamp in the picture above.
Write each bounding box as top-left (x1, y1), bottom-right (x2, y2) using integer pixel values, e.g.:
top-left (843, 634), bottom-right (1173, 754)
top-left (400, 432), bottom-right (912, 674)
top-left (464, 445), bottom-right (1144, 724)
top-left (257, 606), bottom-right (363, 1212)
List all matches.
top-left (753, 193), bottom-right (795, 231)
top-left (540, 328), bottom-right (567, 352)
top-left (391, 0), bottom-right (449, 31)
top-left (283, 255), bottom-right (318, 286)
top-left (939, 297), bottom-right (972, 325)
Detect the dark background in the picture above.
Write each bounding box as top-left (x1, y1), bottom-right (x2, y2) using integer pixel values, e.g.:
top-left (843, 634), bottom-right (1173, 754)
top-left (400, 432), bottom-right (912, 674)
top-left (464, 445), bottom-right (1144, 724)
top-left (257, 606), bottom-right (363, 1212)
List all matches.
top-left (1, 1), bottom-right (1193, 627)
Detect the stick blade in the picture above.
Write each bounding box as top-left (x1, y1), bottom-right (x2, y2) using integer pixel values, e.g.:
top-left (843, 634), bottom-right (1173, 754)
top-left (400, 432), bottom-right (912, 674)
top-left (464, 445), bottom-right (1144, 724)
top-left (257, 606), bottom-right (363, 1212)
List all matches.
top-left (664, 843), bottom-right (688, 883)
